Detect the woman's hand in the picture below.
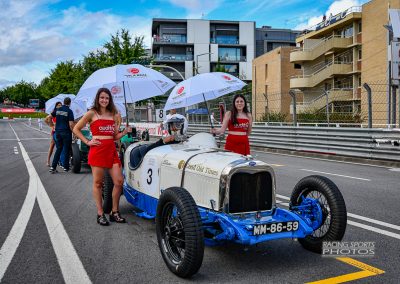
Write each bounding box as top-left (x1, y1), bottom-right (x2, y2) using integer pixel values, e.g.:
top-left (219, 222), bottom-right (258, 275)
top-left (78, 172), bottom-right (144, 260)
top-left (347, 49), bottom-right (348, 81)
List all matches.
top-left (210, 128), bottom-right (218, 135)
top-left (87, 139), bottom-right (101, 146)
top-left (123, 126), bottom-right (132, 134)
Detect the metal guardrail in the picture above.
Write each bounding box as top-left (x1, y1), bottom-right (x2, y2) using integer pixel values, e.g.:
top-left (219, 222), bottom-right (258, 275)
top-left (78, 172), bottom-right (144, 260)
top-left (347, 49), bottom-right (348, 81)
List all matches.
top-left (187, 124), bottom-right (400, 162)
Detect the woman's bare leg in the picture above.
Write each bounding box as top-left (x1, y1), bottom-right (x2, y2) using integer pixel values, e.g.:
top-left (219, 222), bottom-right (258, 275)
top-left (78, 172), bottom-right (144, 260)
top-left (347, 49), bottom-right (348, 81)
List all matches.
top-left (47, 139), bottom-right (55, 165)
top-left (109, 163), bottom-right (124, 212)
top-left (91, 166), bottom-right (105, 215)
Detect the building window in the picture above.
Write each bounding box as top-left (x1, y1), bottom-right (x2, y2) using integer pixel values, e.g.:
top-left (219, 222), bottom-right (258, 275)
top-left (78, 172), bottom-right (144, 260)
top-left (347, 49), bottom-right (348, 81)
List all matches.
top-left (358, 76), bottom-right (362, 87)
top-left (358, 22), bottom-right (362, 33)
top-left (294, 63), bottom-right (301, 69)
top-left (358, 49), bottom-right (362, 60)
top-left (265, 64), bottom-right (268, 79)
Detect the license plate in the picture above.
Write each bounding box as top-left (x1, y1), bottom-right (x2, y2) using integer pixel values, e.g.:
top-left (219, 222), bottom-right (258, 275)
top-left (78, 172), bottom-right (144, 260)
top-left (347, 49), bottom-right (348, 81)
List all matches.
top-left (253, 221), bottom-right (299, 236)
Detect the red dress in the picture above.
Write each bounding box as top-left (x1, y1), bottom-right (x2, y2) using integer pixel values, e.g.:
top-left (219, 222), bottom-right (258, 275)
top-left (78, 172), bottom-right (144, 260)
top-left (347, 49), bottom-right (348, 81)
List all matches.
top-left (88, 119), bottom-right (121, 168)
top-left (225, 117), bottom-right (250, 155)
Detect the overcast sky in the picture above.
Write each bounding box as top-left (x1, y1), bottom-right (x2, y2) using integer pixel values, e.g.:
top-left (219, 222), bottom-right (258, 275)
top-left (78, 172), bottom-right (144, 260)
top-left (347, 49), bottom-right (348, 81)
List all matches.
top-left (0, 0), bottom-right (368, 89)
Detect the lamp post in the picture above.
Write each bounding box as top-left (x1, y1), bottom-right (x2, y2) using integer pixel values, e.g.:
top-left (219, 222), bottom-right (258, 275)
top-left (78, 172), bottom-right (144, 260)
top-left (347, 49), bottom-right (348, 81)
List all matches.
top-left (146, 64), bottom-right (185, 80)
top-left (196, 52), bottom-right (213, 75)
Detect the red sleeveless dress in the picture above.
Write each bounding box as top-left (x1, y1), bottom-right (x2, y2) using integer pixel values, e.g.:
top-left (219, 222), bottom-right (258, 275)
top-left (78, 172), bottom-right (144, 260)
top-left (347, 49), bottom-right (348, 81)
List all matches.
top-left (88, 119), bottom-right (121, 168)
top-left (225, 117), bottom-right (250, 155)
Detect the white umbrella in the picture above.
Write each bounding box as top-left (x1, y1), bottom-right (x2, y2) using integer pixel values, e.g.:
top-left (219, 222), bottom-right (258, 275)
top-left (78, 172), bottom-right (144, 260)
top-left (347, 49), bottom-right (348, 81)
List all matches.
top-left (76, 64), bottom-right (176, 120)
top-left (163, 72), bottom-right (246, 111)
top-left (45, 94), bottom-right (86, 119)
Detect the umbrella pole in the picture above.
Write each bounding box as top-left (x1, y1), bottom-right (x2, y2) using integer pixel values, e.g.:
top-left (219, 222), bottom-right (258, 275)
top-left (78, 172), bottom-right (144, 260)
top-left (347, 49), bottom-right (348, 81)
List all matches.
top-left (202, 93), bottom-right (214, 129)
top-left (122, 81), bottom-right (129, 127)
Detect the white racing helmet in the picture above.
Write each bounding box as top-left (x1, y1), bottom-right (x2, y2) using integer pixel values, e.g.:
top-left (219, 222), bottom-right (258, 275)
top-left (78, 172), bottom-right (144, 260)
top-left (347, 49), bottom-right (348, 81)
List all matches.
top-left (166, 113), bottom-right (188, 136)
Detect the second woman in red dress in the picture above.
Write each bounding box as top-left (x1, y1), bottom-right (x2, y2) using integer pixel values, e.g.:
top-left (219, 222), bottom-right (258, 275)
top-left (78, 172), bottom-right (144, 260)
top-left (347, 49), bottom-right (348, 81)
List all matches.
top-left (212, 94), bottom-right (253, 155)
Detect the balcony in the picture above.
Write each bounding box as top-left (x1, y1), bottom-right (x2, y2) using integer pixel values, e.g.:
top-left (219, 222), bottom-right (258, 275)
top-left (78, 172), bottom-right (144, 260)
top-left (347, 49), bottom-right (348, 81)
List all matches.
top-left (295, 88), bottom-right (354, 113)
top-left (211, 36), bottom-right (239, 45)
top-left (153, 34), bottom-right (187, 43)
top-left (154, 54), bottom-right (194, 61)
top-left (290, 62), bottom-right (353, 88)
top-left (290, 36), bottom-right (353, 62)
top-left (218, 55), bottom-right (246, 62)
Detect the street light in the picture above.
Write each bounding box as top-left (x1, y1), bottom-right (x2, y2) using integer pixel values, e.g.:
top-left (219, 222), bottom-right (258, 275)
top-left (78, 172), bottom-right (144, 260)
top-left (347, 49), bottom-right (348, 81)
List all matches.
top-left (196, 52), bottom-right (213, 75)
top-left (146, 64), bottom-right (185, 80)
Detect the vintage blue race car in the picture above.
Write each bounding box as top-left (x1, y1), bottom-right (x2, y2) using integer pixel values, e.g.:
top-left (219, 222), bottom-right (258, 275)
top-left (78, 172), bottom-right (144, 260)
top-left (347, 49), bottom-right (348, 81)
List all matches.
top-left (104, 133), bottom-right (347, 278)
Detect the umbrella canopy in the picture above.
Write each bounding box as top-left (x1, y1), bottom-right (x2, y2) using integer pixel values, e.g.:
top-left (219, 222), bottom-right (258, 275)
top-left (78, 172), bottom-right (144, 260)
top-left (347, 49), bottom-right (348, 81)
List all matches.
top-left (163, 72), bottom-right (246, 111)
top-left (45, 94), bottom-right (86, 119)
top-left (76, 64), bottom-right (176, 107)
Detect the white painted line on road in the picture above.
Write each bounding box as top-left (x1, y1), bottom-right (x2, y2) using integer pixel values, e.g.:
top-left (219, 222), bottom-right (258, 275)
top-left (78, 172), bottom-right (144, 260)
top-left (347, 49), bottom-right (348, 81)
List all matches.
top-left (347, 220), bottom-right (400, 240)
top-left (276, 197), bottom-right (400, 240)
top-left (1, 123), bottom-right (91, 284)
top-left (0, 135), bottom-right (36, 281)
top-left (300, 169), bottom-right (371, 181)
top-left (13, 146), bottom-right (19, 155)
top-left (389, 168), bottom-right (400, 172)
top-left (20, 138), bottom-right (50, 140)
top-left (347, 213), bottom-right (400, 231)
top-left (23, 123), bottom-right (51, 135)
top-left (276, 194), bottom-right (290, 200)
top-left (252, 149), bottom-right (395, 169)
top-left (0, 138), bottom-right (17, 141)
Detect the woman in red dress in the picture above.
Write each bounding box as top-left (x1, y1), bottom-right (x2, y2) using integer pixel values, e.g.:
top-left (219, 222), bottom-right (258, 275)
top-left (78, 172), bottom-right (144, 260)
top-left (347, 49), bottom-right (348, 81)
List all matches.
top-left (73, 88), bottom-right (131, 226)
top-left (212, 94), bottom-right (253, 155)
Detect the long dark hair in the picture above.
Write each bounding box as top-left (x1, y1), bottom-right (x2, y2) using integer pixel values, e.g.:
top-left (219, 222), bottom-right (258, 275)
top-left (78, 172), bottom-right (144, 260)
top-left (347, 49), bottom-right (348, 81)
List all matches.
top-left (91, 88), bottom-right (117, 115)
top-left (53, 101), bottom-right (62, 113)
top-left (230, 94), bottom-right (249, 125)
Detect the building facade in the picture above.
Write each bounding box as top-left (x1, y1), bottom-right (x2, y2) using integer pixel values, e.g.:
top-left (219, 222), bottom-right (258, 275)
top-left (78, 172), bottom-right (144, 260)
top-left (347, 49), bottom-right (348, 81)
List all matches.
top-left (256, 26), bottom-right (300, 57)
top-left (151, 18), bottom-right (255, 81)
top-left (252, 46), bottom-right (302, 121)
top-left (290, 0), bottom-right (400, 124)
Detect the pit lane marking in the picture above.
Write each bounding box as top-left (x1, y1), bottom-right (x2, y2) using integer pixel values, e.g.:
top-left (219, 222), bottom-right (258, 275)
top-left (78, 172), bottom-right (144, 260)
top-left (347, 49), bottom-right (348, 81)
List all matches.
top-left (300, 169), bottom-right (371, 181)
top-left (307, 257), bottom-right (385, 283)
top-left (0, 124), bottom-right (91, 283)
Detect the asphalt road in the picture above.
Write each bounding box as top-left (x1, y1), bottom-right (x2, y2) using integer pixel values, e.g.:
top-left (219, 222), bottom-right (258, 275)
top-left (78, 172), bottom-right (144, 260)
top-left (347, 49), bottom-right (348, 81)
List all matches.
top-left (1, 119), bottom-right (399, 283)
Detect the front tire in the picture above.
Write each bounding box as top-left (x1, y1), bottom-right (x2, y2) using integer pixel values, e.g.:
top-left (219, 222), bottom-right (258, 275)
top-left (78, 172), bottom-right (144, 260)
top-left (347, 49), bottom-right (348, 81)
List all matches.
top-left (290, 175), bottom-right (347, 253)
top-left (71, 143), bottom-right (81, 173)
top-left (156, 187), bottom-right (204, 278)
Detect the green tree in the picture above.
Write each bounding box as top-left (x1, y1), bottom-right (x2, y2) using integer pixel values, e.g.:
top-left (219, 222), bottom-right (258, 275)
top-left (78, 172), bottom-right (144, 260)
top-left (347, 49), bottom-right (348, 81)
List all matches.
top-left (38, 61), bottom-right (82, 99)
top-left (3, 81), bottom-right (39, 106)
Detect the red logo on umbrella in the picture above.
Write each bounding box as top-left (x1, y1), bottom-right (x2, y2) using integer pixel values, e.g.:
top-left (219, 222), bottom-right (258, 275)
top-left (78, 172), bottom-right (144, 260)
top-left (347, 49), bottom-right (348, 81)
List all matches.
top-left (222, 75), bottom-right (231, 80)
top-left (127, 68), bottom-right (140, 74)
top-left (177, 86), bottom-right (185, 94)
top-left (111, 86), bottom-right (121, 94)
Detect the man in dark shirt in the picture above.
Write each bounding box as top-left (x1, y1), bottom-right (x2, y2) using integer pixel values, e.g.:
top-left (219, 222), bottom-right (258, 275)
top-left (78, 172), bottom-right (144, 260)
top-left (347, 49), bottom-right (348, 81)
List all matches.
top-left (48, 97), bottom-right (75, 173)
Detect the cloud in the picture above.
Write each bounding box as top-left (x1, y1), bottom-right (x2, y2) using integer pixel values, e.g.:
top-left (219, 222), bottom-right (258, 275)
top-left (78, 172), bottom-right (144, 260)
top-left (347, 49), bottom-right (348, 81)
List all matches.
top-left (294, 0), bottom-right (366, 30)
top-left (167, 0), bottom-right (224, 18)
top-left (0, 0), bottom-right (152, 86)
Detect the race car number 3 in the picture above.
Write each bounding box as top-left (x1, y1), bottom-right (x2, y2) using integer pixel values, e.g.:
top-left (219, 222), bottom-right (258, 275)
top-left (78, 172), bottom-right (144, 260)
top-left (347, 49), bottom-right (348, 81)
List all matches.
top-left (253, 221), bottom-right (299, 236)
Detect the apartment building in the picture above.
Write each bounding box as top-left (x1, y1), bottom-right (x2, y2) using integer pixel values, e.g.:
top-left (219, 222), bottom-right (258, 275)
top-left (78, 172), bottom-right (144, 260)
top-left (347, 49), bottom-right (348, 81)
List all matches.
top-left (290, 0), bottom-right (400, 123)
top-left (252, 46), bottom-right (302, 120)
top-left (256, 26), bottom-right (300, 57)
top-left (151, 18), bottom-right (255, 81)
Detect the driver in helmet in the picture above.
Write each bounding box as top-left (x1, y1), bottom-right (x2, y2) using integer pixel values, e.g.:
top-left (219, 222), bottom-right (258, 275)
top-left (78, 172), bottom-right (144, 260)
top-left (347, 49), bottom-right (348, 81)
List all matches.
top-left (145, 113), bottom-right (188, 153)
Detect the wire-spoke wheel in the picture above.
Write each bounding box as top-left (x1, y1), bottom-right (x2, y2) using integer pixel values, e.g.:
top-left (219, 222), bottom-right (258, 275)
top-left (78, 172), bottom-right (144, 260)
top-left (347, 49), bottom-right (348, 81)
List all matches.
top-left (290, 175), bottom-right (347, 253)
top-left (156, 187), bottom-right (204, 278)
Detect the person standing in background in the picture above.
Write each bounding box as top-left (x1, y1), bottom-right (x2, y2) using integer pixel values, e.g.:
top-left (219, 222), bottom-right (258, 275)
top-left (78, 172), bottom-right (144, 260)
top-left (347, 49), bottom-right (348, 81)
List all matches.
top-left (211, 94), bottom-right (252, 155)
top-left (48, 97), bottom-right (74, 173)
top-left (38, 117), bottom-right (43, 130)
top-left (45, 101), bottom-right (62, 166)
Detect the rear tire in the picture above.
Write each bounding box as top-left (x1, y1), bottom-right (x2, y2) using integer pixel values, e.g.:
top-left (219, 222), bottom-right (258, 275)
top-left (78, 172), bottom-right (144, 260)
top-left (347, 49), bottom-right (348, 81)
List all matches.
top-left (71, 143), bottom-right (81, 173)
top-left (156, 187), bottom-right (204, 278)
top-left (290, 175), bottom-right (347, 253)
top-left (102, 170), bottom-right (113, 214)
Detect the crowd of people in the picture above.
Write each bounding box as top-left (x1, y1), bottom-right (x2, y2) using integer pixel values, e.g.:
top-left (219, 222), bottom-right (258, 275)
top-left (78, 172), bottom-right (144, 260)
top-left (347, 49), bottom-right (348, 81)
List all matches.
top-left (42, 87), bottom-right (252, 226)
